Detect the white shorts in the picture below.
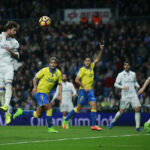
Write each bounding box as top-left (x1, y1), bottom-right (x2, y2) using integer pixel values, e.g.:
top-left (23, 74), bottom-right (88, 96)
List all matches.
top-left (120, 95), bottom-right (141, 109)
top-left (0, 66), bottom-right (14, 87)
top-left (60, 103), bottom-right (74, 112)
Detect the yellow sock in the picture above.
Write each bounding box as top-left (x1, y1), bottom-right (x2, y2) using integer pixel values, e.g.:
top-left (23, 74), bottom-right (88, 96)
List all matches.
top-left (74, 107), bottom-right (79, 113)
top-left (91, 109), bottom-right (97, 112)
top-left (33, 111), bottom-right (38, 118)
top-left (47, 109), bottom-right (53, 116)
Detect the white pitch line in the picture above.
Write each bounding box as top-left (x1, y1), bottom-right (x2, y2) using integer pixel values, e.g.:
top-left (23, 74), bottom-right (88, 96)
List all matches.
top-left (111, 145), bottom-right (144, 147)
top-left (0, 134), bottom-right (149, 146)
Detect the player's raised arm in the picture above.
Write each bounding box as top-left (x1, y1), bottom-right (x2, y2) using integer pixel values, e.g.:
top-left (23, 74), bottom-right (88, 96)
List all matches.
top-left (138, 77), bottom-right (150, 95)
top-left (93, 42), bottom-right (104, 64)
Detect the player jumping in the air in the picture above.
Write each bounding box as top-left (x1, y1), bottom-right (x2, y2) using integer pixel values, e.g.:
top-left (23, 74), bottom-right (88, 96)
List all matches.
top-left (13, 57), bottom-right (62, 133)
top-left (138, 77), bottom-right (150, 133)
top-left (62, 43), bottom-right (104, 131)
top-left (0, 21), bottom-right (20, 124)
top-left (109, 61), bottom-right (142, 131)
top-left (52, 73), bottom-right (76, 129)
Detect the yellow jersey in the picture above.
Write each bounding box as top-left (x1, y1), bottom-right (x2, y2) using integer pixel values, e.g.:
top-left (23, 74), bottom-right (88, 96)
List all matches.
top-left (77, 63), bottom-right (95, 90)
top-left (36, 66), bottom-right (62, 95)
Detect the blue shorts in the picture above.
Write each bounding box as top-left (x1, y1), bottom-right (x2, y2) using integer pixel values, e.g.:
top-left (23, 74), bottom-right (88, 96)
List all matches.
top-left (77, 89), bottom-right (96, 105)
top-left (35, 93), bottom-right (49, 106)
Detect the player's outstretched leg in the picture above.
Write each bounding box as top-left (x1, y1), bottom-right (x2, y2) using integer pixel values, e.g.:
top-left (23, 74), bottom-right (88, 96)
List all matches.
top-left (144, 119), bottom-right (150, 133)
top-left (13, 108), bottom-right (38, 119)
top-left (62, 112), bottom-right (69, 129)
top-left (62, 118), bottom-right (69, 129)
top-left (0, 84), bottom-right (12, 113)
top-left (89, 100), bottom-right (102, 131)
top-left (90, 108), bottom-right (102, 131)
top-left (0, 87), bottom-right (7, 112)
top-left (0, 88), bottom-right (11, 124)
top-left (62, 107), bottom-right (79, 130)
top-left (13, 108), bottom-right (23, 119)
top-left (134, 107), bottom-right (143, 132)
top-left (5, 111), bottom-right (12, 124)
top-left (47, 109), bottom-right (58, 133)
top-left (109, 111), bottom-right (122, 129)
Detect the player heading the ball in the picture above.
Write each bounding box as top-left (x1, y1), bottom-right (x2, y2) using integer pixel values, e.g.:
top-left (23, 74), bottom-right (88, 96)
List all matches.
top-left (0, 21), bottom-right (20, 124)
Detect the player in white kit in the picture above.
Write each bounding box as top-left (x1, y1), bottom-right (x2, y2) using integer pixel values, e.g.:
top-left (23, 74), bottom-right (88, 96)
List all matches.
top-left (52, 74), bottom-right (76, 129)
top-left (0, 21), bottom-right (19, 124)
top-left (138, 77), bottom-right (150, 132)
top-left (109, 61), bottom-right (143, 131)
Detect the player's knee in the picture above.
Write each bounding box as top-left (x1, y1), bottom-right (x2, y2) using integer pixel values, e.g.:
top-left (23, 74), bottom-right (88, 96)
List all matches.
top-left (0, 86), bottom-right (5, 89)
top-left (120, 109), bottom-right (124, 114)
top-left (134, 107), bottom-right (140, 112)
top-left (90, 104), bottom-right (96, 109)
top-left (5, 83), bottom-right (12, 90)
top-left (34, 111), bottom-right (41, 118)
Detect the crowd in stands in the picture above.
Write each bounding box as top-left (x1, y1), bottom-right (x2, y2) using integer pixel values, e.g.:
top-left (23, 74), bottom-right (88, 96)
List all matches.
top-left (0, 0), bottom-right (150, 20)
top-left (0, 18), bottom-right (148, 113)
top-left (0, 0), bottom-right (150, 113)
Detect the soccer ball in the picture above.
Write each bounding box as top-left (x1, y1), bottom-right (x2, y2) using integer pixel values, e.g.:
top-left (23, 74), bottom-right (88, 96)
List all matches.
top-left (39, 16), bottom-right (51, 27)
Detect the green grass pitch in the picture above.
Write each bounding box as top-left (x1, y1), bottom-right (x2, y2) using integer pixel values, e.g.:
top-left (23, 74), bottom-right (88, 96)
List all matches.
top-left (0, 126), bottom-right (149, 150)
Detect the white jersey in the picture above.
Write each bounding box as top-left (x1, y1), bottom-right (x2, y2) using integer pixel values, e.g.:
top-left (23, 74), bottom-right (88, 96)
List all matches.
top-left (0, 32), bottom-right (19, 68)
top-left (53, 81), bottom-right (76, 104)
top-left (114, 70), bottom-right (140, 97)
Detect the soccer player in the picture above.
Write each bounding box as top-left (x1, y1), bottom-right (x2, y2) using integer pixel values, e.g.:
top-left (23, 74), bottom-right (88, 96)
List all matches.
top-left (138, 77), bottom-right (150, 133)
top-left (52, 73), bottom-right (76, 129)
top-left (62, 43), bottom-right (104, 131)
top-left (109, 61), bottom-right (142, 131)
top-left (0, 21), bottom-right (20, 124)
top-left (13, 57), bottom-right (62, 133)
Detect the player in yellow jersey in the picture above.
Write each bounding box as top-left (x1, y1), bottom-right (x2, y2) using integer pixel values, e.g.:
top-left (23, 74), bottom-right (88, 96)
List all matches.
top-left (63, 43), bottom-right (104, 131)
top-left (13, 57), bottom-right (62, 133)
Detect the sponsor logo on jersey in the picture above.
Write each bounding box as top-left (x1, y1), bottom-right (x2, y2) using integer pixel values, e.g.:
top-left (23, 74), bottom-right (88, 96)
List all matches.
top-left (46, 78), bottom-right (55, 83)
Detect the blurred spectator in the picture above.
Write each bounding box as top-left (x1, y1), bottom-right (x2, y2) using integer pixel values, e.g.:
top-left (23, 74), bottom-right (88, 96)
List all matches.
top-left (92, 13), bottom-right (102, 27)
top-left (80, 16), bottom-right (88, 28)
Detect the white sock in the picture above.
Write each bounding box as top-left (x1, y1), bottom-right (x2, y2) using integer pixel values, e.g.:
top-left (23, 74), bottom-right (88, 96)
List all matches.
top-left (112, 111), bottom-right (122, 123)
top-left (147, 119), bottom-right (150, 125)
top-left (0, 89), bottom-right (5, 105)
top-left (135, 112), bottom-right (140, 128)
top-left (63, 116), bottom-right (66, 120)
top-left (4, 84), bottom-right (12, 106)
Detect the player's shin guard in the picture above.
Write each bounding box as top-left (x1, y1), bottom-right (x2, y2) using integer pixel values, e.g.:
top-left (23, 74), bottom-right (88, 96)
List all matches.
top-left (135, 112), bottom-right (140, 128)
top-left (23, 110), bottom-right (34, 117)
top-left (4, 84), bottom-right (12, 106)
top-left (112, 111), bottom-right (122, 123)
top-left (90, 109), bottom-right (97, 126)
top-left (0, 88), bottom-right (5, 105)
top-left (46, 109), bottom-right (53, 128)
top-left (65, 107), bottom-right (79, 121)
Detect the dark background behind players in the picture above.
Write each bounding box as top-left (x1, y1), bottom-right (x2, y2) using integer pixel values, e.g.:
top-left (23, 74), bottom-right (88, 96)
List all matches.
top-left (0, 0), bottom-right (150, 113)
